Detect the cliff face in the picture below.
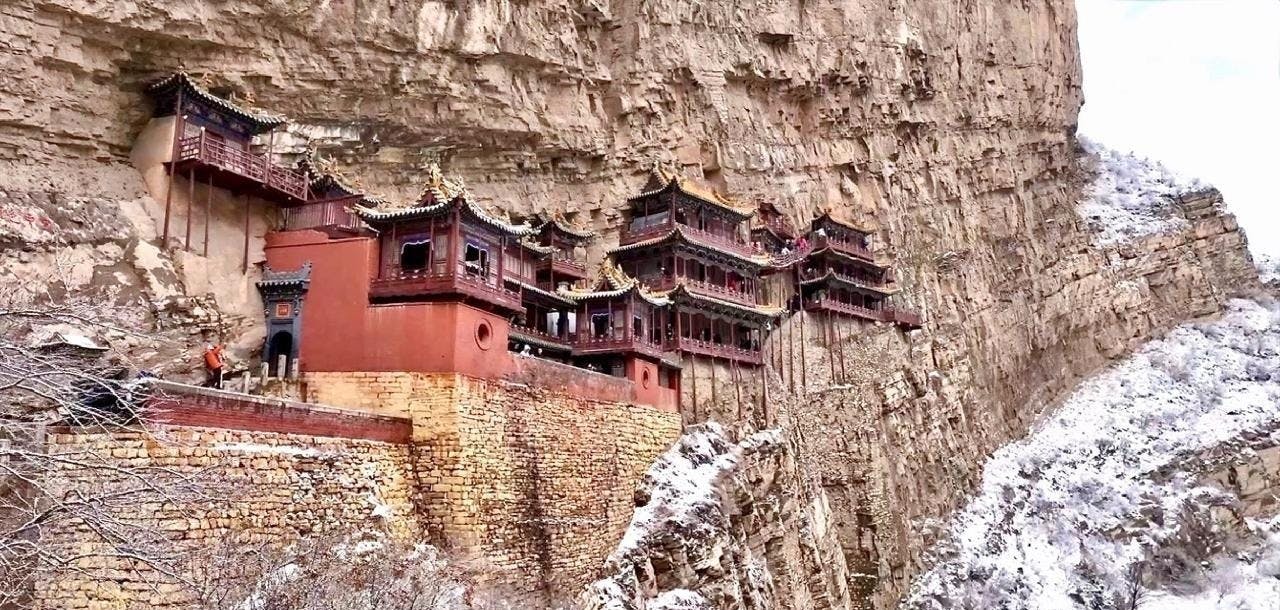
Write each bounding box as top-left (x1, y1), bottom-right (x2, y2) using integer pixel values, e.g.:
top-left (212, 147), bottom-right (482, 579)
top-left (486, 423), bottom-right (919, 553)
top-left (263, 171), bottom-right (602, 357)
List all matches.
top-left (0, 0), bottom-right (1262, 608)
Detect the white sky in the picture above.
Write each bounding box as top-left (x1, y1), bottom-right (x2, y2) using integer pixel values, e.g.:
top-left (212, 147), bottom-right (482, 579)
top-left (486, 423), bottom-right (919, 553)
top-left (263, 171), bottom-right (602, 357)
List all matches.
top-left (1076, 0), bottom-right (1279, 255)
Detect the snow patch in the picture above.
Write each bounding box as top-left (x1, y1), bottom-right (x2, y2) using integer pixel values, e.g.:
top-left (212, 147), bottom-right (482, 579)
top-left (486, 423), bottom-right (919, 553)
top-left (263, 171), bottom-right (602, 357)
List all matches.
top-left (213, 442), bottom-right (319, 457)
top-left (1256, 251), bottom-right (1279, 284)
top-left (649, 589), bottom-right (709, 610)
top-left (1076, 138), bottom-right (1206, 247)
top-left (611, 424), bottom-right (782, 562)
top-left (904, 298), bottom-right (1280, 609)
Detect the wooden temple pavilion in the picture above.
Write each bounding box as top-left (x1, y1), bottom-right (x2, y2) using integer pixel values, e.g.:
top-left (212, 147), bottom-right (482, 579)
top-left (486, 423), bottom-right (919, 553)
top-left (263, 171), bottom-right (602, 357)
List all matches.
top-left (146, 73), bottom-right (309, 260)
top-left (353, 167), bottom-right (531, 315)
top-left (534, 216), bottom-right (594, 291)
top-left (798, 213), bottom-right (905, 325)
top-left (607, 169), bottom-right (780, 366)
top-left (751, 201), bottom-right (799, 254)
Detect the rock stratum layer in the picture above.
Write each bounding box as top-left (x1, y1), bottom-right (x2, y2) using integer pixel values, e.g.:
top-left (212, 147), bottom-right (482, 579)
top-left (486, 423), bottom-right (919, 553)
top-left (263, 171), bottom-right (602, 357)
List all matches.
top-left (0, 1), bottom-right (1262, 608)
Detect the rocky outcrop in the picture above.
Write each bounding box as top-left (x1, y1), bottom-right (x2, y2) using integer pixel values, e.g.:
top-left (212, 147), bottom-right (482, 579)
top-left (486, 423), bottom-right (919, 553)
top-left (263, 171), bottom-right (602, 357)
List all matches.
top-left (0, 0), bottom-right (1264, 608)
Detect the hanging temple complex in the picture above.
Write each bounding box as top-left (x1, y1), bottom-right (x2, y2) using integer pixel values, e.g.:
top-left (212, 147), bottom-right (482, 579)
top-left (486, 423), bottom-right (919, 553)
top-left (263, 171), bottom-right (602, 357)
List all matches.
top-left (32, 73), bottom-right (922, 608)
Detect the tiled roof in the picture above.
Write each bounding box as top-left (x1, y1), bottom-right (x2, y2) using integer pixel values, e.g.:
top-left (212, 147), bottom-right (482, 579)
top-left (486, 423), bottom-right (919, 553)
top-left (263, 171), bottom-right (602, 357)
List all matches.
top-left (812, 210), bottom-right (873, 234)
top-left (509, 329), bottom-right (572, 352)
top-left (518, 238), bottom-right (555, 255)
top-left (147, 72), bottom-right (287, 134)
top-left (799, 270), bottom-right (898, 296)
top-left (806, 246), bottom-right (891, 270)
top-left (538, 216), bottom-right (596, 240)
top-left (516, 281), bottom-right (574, 307)
top-left (666, 284), bottom-right (784, 319)
top-left (557, 261), bottom-right (671, 307)
top-left (607, 227), bottom-right (773, 267)
top-left (257, 263), bottom-right (312, 289)
top-left (354, 166), bottom-right (535, 238)
top-left (307, 169), bottom-right (391, 208)
top-left (629, 165), bottom-right (755, 221)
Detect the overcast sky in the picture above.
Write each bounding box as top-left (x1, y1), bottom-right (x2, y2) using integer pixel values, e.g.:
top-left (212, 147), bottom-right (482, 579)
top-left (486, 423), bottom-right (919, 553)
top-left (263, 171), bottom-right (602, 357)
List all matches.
top-left (1076, 0), bottom-right (1279, 255)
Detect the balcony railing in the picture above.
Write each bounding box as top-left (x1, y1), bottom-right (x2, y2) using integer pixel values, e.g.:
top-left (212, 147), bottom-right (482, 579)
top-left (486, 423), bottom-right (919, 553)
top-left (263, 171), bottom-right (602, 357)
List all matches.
top-left (804, 296), bottom-right (885, 322)
top-left (370, 263), bottom-right (522, 312)
top-left (759, 216), bottom-right (796, 239)
top-left (539, 250), bottom-right (588, 277)
top-left (666, 336), bottom-right (763, 365)
top-left (812, 235), bottom-right (873, 261)
top-left (510, 325), bottom-right (572, 349)
top-left (175, 134), bottom-right (308, 201)
top-left (621, 218), bottom-right (762, 258)
top-left (638, 274), bottom-right (759, 307)
top-left (282, 198), bottom-right (363, 233)
top-left (572, 333), bottom-right (666, 359)
top-left (883, 308), bottom-right (923, 328)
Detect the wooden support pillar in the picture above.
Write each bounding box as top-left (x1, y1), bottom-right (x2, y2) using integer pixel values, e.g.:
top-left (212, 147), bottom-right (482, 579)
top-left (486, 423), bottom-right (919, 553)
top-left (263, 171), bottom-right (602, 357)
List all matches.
top-left (161, 89), bottom-right (184, 248)
top-left (203, 173), bottom-right (212, 257)
top-left (731, 359), bottom-right (742, 421)
top-left (826, 310), bottom-right (837, 383)
top-left (798, 309), bottom-right (807, 394)
top-left (709, 354), bottom-right (717, 412)
top-left (760, 362), bottom-right (769, 427)
top-left (837, 317), bottom-right (849, 383)
top-left (689, 355), bottom-right (698, 428)
top-left (185, 166), bottom-right (195, 251)
top-left (242, 194), bottom-right (251, 273)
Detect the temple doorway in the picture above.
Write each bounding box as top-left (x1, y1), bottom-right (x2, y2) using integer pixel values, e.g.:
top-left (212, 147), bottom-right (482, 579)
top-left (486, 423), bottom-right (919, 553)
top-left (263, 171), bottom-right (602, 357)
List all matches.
top-left (267, 331), bottom-right (294, 377)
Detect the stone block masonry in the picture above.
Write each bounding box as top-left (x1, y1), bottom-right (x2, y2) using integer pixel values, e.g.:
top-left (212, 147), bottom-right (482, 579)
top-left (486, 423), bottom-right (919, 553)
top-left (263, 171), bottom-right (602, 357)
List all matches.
top-left (33, 376), bottom-right (680, 608)
top-left (34, 427), bottom-right (422, 609)
top-left (303, 371), bottom-right (683, 602)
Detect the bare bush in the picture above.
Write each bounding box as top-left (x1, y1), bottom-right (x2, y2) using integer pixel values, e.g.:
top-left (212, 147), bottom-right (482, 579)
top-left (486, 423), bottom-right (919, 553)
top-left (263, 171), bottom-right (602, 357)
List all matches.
top-left (194, 531), bottom-right (564, 610)
top-left (0, 299), bottom-right (206, 605)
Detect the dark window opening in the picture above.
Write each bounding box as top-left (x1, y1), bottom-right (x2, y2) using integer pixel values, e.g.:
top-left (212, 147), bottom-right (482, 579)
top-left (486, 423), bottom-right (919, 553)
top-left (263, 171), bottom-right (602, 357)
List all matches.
top-left (632, 315), bottom-right (643, 338)
top-left (591, 313), bottom-right (611, 337)
top-left (464, 243), bottom-right (489, 276)
top-left (400, 240), bottom-right (429, 271)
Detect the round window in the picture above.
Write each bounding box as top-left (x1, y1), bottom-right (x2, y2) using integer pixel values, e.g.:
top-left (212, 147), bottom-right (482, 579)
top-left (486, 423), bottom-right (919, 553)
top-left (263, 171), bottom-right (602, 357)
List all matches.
top-left (641, 368), bottom-right (652, 388)
top-left (475, 320), bottom-right (493, 350)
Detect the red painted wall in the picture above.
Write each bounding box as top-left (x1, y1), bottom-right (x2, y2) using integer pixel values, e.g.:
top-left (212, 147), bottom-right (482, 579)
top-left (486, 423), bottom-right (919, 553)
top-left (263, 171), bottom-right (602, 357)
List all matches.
top-left (264, 230), bottom-right (672, 409)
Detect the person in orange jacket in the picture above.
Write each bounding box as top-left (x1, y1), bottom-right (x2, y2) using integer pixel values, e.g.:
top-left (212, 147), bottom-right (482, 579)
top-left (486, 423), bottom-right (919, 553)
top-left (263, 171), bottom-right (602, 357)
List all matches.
top-left (202, 342), bottom-right (225, 388)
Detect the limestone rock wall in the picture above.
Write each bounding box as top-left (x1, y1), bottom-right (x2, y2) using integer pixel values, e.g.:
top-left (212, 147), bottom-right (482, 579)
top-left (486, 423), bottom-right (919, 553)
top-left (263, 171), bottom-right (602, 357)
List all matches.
top-left (0, 0), bottom-right (1265, 608)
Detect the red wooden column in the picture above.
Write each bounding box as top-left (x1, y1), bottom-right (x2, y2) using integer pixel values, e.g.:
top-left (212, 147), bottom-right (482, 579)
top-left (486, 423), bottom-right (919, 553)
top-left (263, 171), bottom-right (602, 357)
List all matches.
top-left (161, 88), bottom-right (185, 248)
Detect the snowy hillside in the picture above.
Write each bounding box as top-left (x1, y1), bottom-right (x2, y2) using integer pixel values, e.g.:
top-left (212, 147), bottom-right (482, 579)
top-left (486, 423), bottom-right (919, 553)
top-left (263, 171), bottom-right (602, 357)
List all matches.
top-left (1258, 252), bottom-right (1279, 285)
top-left (903, 298), bottom-right (1280, 609)
top-left (1077, 139), bottom-right (1207, 247)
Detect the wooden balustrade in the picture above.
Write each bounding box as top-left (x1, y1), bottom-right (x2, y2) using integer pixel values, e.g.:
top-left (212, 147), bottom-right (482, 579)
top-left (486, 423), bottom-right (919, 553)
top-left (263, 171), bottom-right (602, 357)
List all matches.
top-left (175, 134), bottom-right (308, 201)
top-left (813, 235), bottom-right (874, 261)
top-left (282, 198), bottom-right (363, 232)
top-left (370, 263), bottom-right (522, 311)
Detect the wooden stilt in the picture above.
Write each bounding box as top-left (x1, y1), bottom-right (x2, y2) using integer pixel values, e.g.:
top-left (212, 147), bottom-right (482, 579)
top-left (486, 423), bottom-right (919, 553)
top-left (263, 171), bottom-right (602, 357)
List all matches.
top-left (690, 356), bottom-right (698, 427)
top-left (710, 355), bottom-right (717, 415)
top-left (242, 194), bottom-right (251, 273)
top-left (203, 174), bottom-right (212, 257)
top-left (798, 309), bottom-right (807, 394)
top-left (161, 89), bottom-right (184, 248)
top-left (837, 318), bottom-right (849, 383)
top-left (185, 166), bottom-right (195, 250)
top-left (732, 359), bottom-right (742, 421)
top-left (829, 309), bottom-right (839, 381)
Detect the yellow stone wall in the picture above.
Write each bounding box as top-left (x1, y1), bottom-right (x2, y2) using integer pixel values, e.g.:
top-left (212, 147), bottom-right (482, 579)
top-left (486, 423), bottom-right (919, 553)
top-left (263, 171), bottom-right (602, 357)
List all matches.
top-left (34, 375), bottom-right (680, 608)
top-left (35, 427), bottom-right (421, 609)
top-left (303, 372), bottom-right (683, 601)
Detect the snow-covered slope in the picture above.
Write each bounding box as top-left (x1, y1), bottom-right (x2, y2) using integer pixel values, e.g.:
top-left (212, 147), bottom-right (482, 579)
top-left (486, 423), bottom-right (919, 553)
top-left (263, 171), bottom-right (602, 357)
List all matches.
top-left (903, 298), bottom-right (1280, 609)
top-left (1258, 252), bottom-right (1279, 285)
top-left (1077, 139), bottom-right (1208, 247)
